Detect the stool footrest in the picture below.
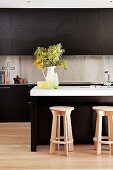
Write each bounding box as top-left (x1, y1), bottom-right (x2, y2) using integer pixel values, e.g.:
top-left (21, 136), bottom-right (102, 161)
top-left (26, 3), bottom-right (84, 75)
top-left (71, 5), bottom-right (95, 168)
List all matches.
top-left (56, 136), bottom-right (64, 140)
top-left (93, 136), bottom-right (109, 142)
top-left (100, 140), bottom-right (113, 144)
top-left (51, 140), bottom-right (73, 144)
top-left (93, 137), bottom-right (113, 144)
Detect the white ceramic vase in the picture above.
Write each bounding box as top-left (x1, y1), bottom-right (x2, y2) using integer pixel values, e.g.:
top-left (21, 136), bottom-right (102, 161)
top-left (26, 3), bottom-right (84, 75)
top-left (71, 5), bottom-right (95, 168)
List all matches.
top-left (42, 66), bottom-right (59, 89)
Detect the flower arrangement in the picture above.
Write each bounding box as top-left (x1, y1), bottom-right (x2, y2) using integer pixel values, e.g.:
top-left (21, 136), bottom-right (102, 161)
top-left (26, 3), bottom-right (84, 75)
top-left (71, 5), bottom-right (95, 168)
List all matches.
top-left (33, 43), bottom-right (67, 70)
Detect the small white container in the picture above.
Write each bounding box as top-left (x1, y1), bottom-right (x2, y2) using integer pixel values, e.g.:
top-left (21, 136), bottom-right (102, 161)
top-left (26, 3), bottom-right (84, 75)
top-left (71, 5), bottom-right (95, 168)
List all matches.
top-left (53, 73), bottom-right (59, 89)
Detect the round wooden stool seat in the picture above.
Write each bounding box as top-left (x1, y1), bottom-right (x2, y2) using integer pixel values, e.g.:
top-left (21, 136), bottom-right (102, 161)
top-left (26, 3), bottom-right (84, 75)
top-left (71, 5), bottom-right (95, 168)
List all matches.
top-left (50, 106), bottom-right (74, 112)
top-left (50, 106), bottom-right (74, 156)
top-left (93, 106), bottom-right (113, 112)
top-left (93, 106), bottom-right (113, 155)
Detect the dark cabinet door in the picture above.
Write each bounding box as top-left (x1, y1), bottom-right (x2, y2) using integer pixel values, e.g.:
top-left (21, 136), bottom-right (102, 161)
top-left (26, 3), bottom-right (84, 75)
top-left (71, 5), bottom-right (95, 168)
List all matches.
top-left (0, 9), bottom-right (11, 55)
top-left (99, 9), bottom-right (113, 54)
top-left (11, 9), bottom-right (34, 55)
top-left (77, 9), bottom-right (99, 54)
top-left (0, 85), bottom-right (34, 122)
top-left (0, 86), bottom-right (14, 121)
top-left (34, 9), bottom-right (77, 55)
top-left (72, 106), bottom-right (95, 143)
top-left (13, 85), bottom-right (30, 122)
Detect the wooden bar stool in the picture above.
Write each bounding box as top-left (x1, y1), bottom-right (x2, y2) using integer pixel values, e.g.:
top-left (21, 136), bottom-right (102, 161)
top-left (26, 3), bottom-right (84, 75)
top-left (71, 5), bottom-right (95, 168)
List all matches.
top-left (50, 106), bottom-right (74, 156)
top-left (93, 106), bottom-right (113, 155)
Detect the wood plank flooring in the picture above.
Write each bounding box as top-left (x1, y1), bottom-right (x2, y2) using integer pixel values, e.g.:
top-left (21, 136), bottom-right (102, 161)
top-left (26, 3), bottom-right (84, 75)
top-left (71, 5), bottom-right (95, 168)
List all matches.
top-left (0, 123), bottom-right (113, 170)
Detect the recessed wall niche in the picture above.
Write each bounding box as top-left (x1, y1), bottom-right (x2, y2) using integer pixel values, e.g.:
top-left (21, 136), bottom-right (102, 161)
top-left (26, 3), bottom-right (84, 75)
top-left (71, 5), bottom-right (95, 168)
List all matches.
top-left (0, 55), bottom-right (113, 84)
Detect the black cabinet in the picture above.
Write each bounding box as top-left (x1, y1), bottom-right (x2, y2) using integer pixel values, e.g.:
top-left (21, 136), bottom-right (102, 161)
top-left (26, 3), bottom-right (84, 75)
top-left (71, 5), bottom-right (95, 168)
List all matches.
top-left (0, 10), bottom-right (11, 55)
top-left (99, 9), bottom-right (113, 54)
top-left (1, 8), bottom-right (113, 55)
top-left (13, 85), bottom-right (31, 122)
top-left (0, 86), bottom-right (14, 121)
top-left (34, 9), bottom-right (78, 54)
top-left (0, 85), bottom-right (35, 122)
top-left (11, 9), bottom-right (34, 55)
top-left (77, 9), bottom-right (99, 54)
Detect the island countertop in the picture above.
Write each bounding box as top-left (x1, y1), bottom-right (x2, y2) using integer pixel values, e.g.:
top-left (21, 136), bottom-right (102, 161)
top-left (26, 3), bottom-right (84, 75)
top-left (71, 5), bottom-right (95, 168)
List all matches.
top-left (30, 86), bottom-right (113, 96)
top-left (30, 85), bottom-right (113, 151)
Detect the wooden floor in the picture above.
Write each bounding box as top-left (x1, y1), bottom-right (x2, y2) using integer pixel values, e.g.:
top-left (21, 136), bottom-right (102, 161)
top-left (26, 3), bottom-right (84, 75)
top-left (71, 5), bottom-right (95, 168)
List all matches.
top-left (0, 123), bottom-right (113, 170)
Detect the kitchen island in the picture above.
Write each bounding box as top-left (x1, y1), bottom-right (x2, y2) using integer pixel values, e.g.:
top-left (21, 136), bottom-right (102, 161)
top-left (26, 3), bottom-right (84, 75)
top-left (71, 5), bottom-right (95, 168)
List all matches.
top-left (30, 86), bottom-right (113, 151)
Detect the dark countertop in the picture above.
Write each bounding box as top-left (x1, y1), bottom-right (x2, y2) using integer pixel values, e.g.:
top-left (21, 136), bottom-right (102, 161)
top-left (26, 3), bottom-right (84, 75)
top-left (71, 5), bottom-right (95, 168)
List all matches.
top-left (0, 83), bottom-right (36, 86)
top-left (0, 81), bottom-right (113, 86)
top-left (59, 82), bottom-right (104, 86)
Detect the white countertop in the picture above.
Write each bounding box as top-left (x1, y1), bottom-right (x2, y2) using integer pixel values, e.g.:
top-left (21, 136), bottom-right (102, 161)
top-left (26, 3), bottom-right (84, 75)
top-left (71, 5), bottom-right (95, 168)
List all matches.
top-left (30, 86), bottom-right (113, 96)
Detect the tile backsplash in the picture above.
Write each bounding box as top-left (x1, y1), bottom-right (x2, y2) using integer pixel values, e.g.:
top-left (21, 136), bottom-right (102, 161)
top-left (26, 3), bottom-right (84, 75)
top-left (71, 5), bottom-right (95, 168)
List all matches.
top-left (0, 55), bottom-right (113, 84)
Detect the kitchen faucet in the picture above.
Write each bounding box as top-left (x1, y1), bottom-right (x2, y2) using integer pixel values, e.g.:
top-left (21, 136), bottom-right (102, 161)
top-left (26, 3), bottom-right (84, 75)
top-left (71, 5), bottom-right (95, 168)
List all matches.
top-left (104, 71), bottom-right (111, 86)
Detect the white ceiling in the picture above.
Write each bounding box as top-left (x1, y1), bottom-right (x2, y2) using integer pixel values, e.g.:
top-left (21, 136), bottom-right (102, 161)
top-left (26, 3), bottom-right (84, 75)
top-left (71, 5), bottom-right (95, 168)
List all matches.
top-left (0, 0), bottom-right (113, 8)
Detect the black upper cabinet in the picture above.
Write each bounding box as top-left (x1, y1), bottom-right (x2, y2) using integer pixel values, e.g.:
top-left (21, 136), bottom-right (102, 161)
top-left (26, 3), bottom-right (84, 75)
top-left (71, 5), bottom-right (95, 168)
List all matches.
top-left (77, 9), bottom-right (99, 54)
top-left (99, 9), bottom-right (113, 54)
top-left (1, 9), bottom-right (113, 55)
top-left (11, 9), bottom-right (34, 55)
top-left (0, 10), bottom-right (11, 55)
top-left (34, 9), bottom-right (77, 54)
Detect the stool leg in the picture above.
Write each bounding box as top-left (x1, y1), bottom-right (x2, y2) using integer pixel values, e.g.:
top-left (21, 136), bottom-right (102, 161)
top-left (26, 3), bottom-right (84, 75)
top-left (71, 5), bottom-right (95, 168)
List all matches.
top-left (108, 116), bottom-right (111, 151)
top-left (94, 114), bottom-right (99, 150)
top-left (57, 115), bottom-right (60, 151)
top-left (50, 113), bottom-right (57, 154)
top-left (97, 111), bottom-right (102, 155)
top-left (109, 115), bottom-right (113, 155)
top-left (63, 114), bottom-right (68, 156)
top-left (67, 112), bottom-right (74, 152)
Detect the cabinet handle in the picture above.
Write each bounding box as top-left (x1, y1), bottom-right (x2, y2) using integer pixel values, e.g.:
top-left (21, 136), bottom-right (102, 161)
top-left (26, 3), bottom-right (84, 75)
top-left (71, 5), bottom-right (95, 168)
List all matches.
top-left (28, 101), bottom-right (31, 104)
top-left (0, 87), bottom-right (10, 89)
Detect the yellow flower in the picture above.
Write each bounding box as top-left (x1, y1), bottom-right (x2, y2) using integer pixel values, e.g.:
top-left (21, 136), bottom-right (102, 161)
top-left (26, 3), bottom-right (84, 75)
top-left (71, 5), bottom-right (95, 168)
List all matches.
top-left (34, 43), bottom-right (66, 70)
top-left (38, 63), bottom-right (44, 70)
top-left (37, 58), bottom-right (41, 63)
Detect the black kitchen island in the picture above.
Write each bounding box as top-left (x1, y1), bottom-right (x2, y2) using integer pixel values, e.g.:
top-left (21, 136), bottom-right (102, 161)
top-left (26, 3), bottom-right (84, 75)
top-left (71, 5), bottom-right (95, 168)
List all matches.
top-left (30, 85), bottom-right (113, 151)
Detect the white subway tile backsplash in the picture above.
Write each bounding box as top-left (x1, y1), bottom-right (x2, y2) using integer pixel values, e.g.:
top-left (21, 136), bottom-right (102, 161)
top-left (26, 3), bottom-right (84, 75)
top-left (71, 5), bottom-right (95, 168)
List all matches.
top-left (0, 55), bottom-right (113, 83)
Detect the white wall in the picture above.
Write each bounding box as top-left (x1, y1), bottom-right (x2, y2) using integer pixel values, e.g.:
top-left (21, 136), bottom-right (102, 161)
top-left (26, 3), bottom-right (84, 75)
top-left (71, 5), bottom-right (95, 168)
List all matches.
top-left (0, 0), bottom-right (113, 8)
